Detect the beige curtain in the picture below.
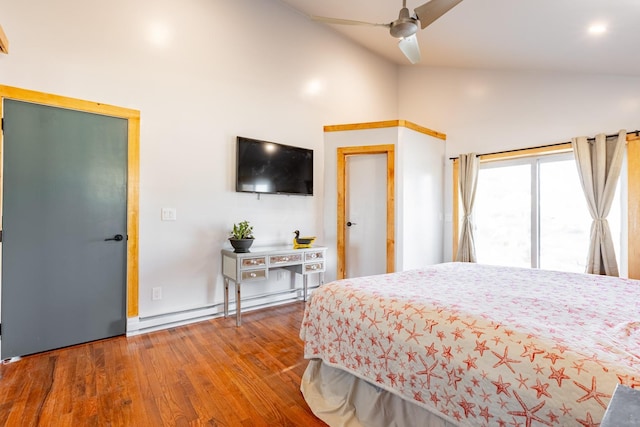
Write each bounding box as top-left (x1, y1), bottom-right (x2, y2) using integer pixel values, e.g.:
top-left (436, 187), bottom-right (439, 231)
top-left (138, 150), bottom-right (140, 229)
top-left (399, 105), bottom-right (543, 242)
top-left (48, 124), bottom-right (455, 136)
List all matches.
top-left (571, 130), bottom-right (626, 276)
top-left (455, 153), bottom-right (480, 262)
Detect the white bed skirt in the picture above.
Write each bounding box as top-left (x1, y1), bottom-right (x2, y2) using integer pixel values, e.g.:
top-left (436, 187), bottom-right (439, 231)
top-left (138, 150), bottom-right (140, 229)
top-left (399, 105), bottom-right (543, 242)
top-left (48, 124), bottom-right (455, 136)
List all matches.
top-left (301, 359), bottom-right (459, 427)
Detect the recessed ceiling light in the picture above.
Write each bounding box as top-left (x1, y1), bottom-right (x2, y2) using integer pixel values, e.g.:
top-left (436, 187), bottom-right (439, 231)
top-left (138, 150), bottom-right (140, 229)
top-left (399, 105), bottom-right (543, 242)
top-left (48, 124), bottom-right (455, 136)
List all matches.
top-left (588, 24), bottom-right (607, 35)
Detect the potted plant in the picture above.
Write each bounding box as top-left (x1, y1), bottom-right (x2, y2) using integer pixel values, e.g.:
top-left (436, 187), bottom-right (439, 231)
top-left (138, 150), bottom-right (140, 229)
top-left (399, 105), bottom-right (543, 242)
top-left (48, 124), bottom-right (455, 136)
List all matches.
top-left (229, 220), bottom-right (254, 253)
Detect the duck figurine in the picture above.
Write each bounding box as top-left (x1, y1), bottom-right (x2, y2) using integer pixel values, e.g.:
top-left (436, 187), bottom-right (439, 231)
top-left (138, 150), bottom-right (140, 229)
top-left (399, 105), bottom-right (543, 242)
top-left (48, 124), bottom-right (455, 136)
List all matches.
top-left (293, 230), bottom-right (316, 249)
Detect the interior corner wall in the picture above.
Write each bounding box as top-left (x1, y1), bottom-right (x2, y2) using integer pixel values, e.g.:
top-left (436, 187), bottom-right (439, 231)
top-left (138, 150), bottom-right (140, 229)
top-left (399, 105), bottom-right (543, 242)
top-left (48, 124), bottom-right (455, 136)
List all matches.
top-left (0, 0), bottom-right (399, 326)
top-left (397, 66), bottom-right (640, 261)
top-left (323, 127), bottom-right (398, 282)
top-left (323, 125), bottom-right (445, 281)
top-left (396, 127), bottom-right (445, 270)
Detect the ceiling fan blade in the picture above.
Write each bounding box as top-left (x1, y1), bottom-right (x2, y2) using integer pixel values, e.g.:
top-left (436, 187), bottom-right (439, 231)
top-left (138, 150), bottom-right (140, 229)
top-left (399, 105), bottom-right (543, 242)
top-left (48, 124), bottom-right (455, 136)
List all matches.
top-left (414, 0), bottom-right (463, 29)
top-left (311, 15), bottom-right (390, 28)
top-left (398, 34), bottom-right (421, 64)
top-left (0, 24), bottom-right (8, 54)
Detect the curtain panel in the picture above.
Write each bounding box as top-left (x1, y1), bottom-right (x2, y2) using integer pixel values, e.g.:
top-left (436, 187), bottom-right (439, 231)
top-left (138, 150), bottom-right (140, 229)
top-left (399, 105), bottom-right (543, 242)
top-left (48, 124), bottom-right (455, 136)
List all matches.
top-left (571, 130), bottom-right (626, 276)
top-left (455, 153), bottom-right (480, 262)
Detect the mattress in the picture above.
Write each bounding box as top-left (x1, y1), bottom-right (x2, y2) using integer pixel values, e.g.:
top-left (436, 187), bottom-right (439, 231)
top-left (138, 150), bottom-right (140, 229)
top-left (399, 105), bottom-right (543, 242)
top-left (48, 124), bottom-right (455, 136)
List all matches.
top-left (300, 262), bottom-right (640, 426)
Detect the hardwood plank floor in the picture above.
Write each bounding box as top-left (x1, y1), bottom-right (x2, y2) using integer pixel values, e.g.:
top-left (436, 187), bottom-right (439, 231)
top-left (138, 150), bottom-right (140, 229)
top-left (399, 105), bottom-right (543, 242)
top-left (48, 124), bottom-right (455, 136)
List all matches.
top-left (0, 302), bottom-right (328, 426)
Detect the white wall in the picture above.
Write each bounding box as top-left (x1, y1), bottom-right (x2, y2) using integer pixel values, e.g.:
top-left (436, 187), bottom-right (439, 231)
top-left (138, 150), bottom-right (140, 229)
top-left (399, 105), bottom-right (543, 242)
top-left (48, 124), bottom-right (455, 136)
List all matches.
top-left (0, 0), bottom-right (399, 323)
top-left (396, 128), bottom-right (445, 270)
top-left (397, 67), bottom-right (640, 260)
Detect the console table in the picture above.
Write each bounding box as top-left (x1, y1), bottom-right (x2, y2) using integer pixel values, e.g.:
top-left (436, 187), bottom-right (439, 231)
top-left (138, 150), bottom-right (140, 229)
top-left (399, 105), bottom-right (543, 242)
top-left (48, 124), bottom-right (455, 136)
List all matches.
top-left (221, 245), bottom-right (326, 326)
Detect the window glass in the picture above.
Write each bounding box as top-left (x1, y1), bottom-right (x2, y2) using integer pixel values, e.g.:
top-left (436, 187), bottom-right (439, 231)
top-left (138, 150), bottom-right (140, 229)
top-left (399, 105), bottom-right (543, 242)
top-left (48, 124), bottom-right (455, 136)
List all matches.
top-left (539, 159), bottom-right (592, 272)
top-left (473, 153), bottom-right (622, 273)
top-left (475, 163), bottom-right (531, 268)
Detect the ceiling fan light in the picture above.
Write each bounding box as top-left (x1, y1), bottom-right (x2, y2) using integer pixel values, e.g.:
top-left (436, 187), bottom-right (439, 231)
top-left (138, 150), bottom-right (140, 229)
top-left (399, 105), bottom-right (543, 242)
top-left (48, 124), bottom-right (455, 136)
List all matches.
top-left (398, 34), bottom-right (421, 64)
top-left (390, 19), bottom-right (418, 38)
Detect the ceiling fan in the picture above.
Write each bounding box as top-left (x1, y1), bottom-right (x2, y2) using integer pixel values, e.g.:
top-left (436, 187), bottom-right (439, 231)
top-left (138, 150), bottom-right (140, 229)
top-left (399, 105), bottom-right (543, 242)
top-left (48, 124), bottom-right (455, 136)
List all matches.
top-left (312, 0), bottom-right (463, 64)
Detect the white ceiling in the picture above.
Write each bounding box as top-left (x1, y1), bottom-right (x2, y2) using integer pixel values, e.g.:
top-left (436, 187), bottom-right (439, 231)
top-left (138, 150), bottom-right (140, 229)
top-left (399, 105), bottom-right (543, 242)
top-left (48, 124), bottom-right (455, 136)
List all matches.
top-left (279, 0), bottom-right (640, 75)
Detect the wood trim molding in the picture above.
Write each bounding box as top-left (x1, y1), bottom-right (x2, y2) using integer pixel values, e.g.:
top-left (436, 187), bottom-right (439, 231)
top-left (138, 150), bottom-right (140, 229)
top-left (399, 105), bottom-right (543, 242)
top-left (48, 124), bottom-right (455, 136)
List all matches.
top-left (0, 85), bottom-right (141, 317)
top-left (479, 143), bottom-right (572, 162)
top-left (628, 137), bottom-right (640, 279)
top-left (337, 144), bottom-right (395, 279)
top-left (127, 116), bottom-right (140, 316)
top-left (325, 120), bottom-right (446, 140)
top-left (452, 158), bottom-right (459, 260)
top-left (0, 24), bottom-right (8, 54)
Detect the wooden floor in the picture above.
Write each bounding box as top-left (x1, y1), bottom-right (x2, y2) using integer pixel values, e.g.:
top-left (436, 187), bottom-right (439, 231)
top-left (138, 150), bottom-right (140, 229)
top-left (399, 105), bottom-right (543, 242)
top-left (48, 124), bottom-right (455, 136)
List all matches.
top-left (0, 302), bottom-right (328, 426)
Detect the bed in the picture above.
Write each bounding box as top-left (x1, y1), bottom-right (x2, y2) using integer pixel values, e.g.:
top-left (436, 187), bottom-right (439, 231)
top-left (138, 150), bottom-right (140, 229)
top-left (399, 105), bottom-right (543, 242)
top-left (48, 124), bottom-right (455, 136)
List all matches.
top-left (299, 262), bottom-right (640, 426)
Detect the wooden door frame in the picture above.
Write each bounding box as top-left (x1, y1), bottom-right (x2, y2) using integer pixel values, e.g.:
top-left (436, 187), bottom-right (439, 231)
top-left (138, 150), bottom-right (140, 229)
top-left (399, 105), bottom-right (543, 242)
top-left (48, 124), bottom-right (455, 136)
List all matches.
top-left (626, 134), bottom-right (640, 279)
top-left (0, 85), bottom-right (140, 318)
top-left (337, 145), bottom-right (395, 279)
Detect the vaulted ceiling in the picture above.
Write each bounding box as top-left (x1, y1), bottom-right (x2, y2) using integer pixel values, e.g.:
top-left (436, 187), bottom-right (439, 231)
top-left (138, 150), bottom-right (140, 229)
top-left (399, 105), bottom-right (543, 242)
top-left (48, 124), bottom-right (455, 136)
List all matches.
top-left (279, 0), bottom-right (640, 75)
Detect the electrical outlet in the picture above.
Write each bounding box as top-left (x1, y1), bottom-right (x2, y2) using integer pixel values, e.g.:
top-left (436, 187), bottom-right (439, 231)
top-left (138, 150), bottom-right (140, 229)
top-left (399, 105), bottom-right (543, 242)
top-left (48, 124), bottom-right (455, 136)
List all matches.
top-left (152, 287), bottom-right (162, 300)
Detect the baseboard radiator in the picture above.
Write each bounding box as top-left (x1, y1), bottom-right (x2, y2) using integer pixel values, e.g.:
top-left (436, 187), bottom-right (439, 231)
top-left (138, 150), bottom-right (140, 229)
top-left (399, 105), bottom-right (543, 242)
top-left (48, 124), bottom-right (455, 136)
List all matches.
top-left (126, 287), bottom-right (311, 335)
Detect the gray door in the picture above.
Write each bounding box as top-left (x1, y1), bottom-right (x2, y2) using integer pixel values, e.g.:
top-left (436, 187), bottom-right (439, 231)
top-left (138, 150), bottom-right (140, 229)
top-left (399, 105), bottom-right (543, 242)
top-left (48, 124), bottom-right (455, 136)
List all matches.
top-left (1, 99), bottom-right (128, 359)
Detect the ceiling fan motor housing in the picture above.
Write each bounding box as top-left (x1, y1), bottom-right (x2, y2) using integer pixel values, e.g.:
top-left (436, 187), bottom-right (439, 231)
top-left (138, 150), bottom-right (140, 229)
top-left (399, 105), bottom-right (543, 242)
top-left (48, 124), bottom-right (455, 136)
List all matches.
top-left (389, 7), bottom-right (418, 38)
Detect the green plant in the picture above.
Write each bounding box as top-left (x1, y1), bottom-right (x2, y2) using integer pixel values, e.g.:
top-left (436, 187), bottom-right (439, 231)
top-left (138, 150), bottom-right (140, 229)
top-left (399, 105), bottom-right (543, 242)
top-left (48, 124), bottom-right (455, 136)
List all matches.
top-left (230, 220), bottom-right (254, 239)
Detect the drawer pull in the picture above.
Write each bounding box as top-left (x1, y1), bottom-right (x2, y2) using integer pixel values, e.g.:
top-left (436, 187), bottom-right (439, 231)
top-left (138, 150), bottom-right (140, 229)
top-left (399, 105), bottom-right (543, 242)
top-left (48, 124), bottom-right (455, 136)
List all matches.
top-left (250, 272), bottom-right (257, 278)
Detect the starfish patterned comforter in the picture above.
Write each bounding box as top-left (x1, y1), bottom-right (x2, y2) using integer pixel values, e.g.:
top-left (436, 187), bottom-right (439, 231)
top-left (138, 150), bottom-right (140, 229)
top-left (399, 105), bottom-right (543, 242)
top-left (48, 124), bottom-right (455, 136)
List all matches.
top-left (300, 262), bottom-right (640, 426)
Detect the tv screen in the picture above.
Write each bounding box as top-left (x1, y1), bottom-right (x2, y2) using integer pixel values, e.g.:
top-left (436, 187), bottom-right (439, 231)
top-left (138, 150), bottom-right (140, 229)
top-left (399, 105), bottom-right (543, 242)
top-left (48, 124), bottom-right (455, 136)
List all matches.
top-left (236, 137), bottom-right (313, 196)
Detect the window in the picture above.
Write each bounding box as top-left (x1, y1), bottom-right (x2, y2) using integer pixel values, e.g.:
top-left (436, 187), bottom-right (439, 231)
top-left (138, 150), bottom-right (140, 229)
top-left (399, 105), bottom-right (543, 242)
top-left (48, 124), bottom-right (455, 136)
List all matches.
top-left (473, 152), bottom-right (622, 273)
top-left (474, 161), bottom-right (531, 268)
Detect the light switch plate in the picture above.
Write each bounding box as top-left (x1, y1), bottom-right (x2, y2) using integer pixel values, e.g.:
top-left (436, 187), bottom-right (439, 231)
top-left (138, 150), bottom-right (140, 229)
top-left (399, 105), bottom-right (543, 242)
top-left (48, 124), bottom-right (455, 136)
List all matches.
top-left (161, 207), bottom-right (177, 221)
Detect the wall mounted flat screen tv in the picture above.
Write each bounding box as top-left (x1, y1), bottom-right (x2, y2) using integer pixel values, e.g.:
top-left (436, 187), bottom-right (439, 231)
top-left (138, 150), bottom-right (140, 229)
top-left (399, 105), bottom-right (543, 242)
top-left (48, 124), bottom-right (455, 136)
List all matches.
top-left (236, 136), bottom-right (313, 196)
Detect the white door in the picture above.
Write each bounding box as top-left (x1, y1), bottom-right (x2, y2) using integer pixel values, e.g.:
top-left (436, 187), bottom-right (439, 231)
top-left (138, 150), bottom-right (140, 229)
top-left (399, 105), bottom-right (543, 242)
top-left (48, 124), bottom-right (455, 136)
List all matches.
top-left (345, 154), bottom-right (387, 278)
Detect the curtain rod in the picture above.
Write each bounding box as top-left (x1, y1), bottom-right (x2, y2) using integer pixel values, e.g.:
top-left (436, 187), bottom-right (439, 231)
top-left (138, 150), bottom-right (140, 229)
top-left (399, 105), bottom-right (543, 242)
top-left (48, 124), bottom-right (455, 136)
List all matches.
top-left (449, 129), bottom-right (640, 160)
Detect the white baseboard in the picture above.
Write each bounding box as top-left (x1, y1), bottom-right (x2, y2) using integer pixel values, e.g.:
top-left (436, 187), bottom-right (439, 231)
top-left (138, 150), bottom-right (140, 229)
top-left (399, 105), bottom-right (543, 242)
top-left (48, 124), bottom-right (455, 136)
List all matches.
top-left (126, 304), bottom-right (223, 336)
top-left (126, 290), bottom-right (307, 336)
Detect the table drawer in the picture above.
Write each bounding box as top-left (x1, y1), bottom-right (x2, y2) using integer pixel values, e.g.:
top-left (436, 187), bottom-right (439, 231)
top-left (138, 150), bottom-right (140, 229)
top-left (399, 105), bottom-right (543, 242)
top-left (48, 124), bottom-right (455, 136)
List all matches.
top-left (241, 257), bottom-right (266, 269)
top-left (305, 251), bottom-right (325, 262)
top-left (303, 261), bottom-right (325, 274)
top-left (270, 253), bottom-right (302, 265)
top-left (241, 269), bottom-right (267, 281)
